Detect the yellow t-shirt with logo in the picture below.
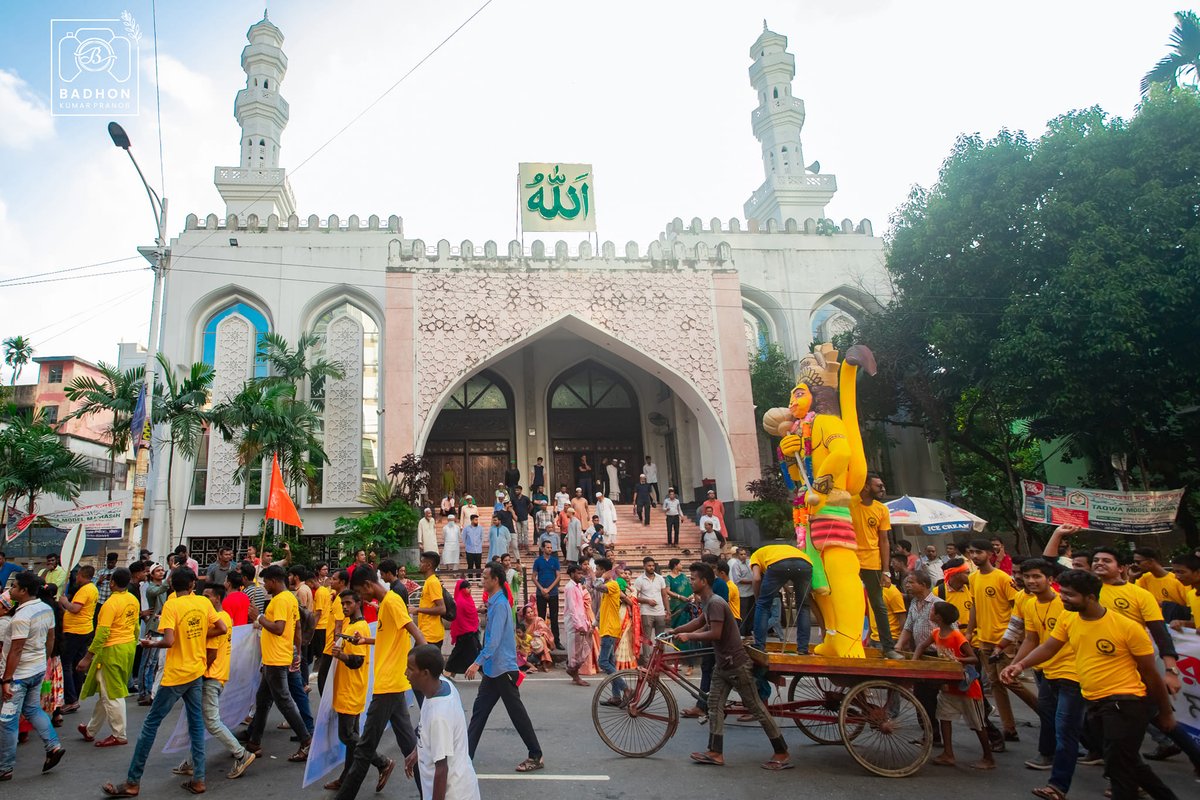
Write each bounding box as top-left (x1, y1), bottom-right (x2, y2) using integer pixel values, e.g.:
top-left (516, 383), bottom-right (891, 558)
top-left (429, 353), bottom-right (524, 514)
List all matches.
top-left (868, 583), bottom-right (907, 643)
top-left (850, 497), bottom-right (891, 570)
top-left (159, 594), bottom-right (221, 687)
top-left (324, 592), bottom-right (347, 656)
top-left (1021, 593), bottom-right (1077, 682)
top-left (261, 590), bottom-right (299, 667)
top-left (313, 585), bottom-right (332, 632)
top-left (749, 544), bottom-right (811, 572)
top-left (599, 579), bottom-right (624, 638)
top-left (1099, 582), bottom-right (1162, 625)
top-left (375, 592), bottom-right (416, 694)
top-left (1135, 572), bottom-right (1189, 607)
top-left (1051, 609), bottom-right (1153, 700)
top-left (97, 590), bottom-right (141, 646)
top-left (941, 584), bottom-right (974, 626)
top-left (205, 610), bottom-right (234, 681)
top-left (332, 618), bottom-right (371, 715)
top-left (968, 568), bottom-right (1018, 646)
top-left (418, 575), bottom-right (445, 644)
top-left (64, 582), bottom-right (99, 634)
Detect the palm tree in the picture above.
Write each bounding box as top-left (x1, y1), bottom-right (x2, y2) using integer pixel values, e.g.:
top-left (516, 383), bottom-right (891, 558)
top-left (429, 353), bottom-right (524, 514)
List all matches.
top-left (62, 362), bottom-right (143, 499)
top-left (3, 336), bottom-right (34, 385)
top-left (1141, 10), bottom-right (1200, 96)
top-left (0, 412), bottom-right (90, 517)
top-left (256, 332), bottom-right (344, 407)
top-left (155, 354), bottom-right (214, 544)
top-left (209, 380), bottom-right (289, 537)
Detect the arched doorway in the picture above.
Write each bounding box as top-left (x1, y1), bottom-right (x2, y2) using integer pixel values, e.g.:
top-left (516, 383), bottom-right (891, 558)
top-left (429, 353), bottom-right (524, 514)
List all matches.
top-left (426, 370), bottom-right (514, 501)
top-left (547, 360), bottom-right (642, 500)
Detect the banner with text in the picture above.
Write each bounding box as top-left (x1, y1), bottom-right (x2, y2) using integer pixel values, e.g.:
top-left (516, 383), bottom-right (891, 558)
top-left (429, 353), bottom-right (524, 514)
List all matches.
top-left (163, 625), bottom-right (262, 753)
top-left (1021, 481), bottom-right (1183, 535)
top-left (1169, 630), bottom-right (1200, 750)
top-left (43, 499), bottom-right (129, 540)
top-left (519, 162), bottom-right (596, 232)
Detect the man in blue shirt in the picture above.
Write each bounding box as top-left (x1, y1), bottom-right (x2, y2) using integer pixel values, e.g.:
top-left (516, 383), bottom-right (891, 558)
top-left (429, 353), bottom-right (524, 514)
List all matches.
top-left (487, 520), bottom-right (511, 564)
top-left (0, 551), bottom-right (24, 590)
top-left (465, 563), bottom-right (544, 773)
top-left (532, 541), bottom-right (561, 646)
top-left (462, 514), bottom-right (484, 579)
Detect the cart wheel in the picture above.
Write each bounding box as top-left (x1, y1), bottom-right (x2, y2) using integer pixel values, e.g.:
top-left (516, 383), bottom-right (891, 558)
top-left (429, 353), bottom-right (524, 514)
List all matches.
top-left (591, 670), bottom-right (678, 757)
top-left (838, 680), bottom-right (932, 777)
top-left (786, 674), bottom-right (846, 744)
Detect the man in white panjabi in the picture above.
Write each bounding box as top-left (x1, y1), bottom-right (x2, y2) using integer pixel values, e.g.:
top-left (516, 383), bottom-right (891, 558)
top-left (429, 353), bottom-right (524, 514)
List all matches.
top-left (605, 461), bottom-right (620, 503)
top-left (459, 496), bottom-right (479, 532)
top-left (418, 507), bottom-right (439, 555)
top-left (595, 491), bottom-right (618, 548)
top-left (441, 514), bottom-right (461, 569)
top-left (565, 508), bottom-right (584, 563)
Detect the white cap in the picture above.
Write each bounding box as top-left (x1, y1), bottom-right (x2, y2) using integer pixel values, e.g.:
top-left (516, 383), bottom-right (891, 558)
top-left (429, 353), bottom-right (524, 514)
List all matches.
top-left (595, 492), bottom-right (603, 497)
top-left (447, 513), bottom-right (456, 518)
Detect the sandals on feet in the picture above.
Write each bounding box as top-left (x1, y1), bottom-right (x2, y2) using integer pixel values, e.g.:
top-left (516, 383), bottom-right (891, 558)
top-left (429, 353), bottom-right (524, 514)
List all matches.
top-left (515, 757), bottom-right (544, 773)
top-left (101, 782), bottom-right (139, 797)
top-left (761, 760), bottom-right (793, 771)
top-left (287, 744), bottom-right (310, 763)
top-left (181, 780), bottom-right (206, 794)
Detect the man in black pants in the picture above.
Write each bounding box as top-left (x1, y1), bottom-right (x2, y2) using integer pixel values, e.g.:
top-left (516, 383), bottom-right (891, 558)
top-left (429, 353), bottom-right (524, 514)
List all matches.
top-left (244, 565), bottom-right (311, 761)
top-left (466, 563), bottom-right (544, 773)
top-left (634, 474), bottom-right (654, 526)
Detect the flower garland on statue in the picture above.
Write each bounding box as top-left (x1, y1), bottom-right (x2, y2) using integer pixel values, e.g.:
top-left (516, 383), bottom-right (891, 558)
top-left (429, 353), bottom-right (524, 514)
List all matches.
top-left (789, 412), bottom-right (816, 549)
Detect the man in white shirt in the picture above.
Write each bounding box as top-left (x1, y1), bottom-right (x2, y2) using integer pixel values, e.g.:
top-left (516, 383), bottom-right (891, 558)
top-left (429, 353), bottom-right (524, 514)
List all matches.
top-left (604, 460), bottom-right (620, 503)
top-left (595, 492), bottom-right (618, 547)
top-left (404, 645), bottom-right (480, 800)
top-left (662, 488), bottom-right (683, 546)
top-left (632, 557), bottom-right (669, 662)
top-left (553, 486), bottom-right (571, 514)
top-left (729, 548), bottom-right (756, 635)
top-left (697, 504), bottom-right (722, 547)
top-left (642, 456), bottom-right (659, 504)
top-left (917, 545), bottom-right (945, 585)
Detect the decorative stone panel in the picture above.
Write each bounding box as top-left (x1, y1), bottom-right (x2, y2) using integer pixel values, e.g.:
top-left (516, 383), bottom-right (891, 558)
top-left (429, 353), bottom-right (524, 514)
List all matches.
top-left (322, 315), bottom-right (364, 503)
top-left (206, 314), bottom-right (254, 506)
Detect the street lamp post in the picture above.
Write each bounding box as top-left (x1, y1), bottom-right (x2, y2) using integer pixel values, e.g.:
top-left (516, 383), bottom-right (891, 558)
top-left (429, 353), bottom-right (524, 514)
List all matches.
top-left (108, 122), bottom-right (168, 554)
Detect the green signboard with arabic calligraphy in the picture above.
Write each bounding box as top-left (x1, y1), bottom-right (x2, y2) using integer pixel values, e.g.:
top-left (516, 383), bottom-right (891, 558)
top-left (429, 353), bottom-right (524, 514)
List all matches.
top-left (519, 162), bottom-right (596, 232)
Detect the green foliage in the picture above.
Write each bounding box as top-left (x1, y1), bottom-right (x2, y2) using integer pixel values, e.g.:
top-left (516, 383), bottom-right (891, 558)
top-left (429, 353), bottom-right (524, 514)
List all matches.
top-left (329, 502), bottom-right (419, 561)
top-left (740, 469), bottom-right (794, 541)
top-left (387, 456), bottom-right (431, 506)
top-left (3, 336), bottom-right (33, 385)
top-left (1140, 10), bottom-right (1200, 95)
top-left (748, 342), bottom-right (794, 418)
top-left (0, 412), bottom-right (90, 514)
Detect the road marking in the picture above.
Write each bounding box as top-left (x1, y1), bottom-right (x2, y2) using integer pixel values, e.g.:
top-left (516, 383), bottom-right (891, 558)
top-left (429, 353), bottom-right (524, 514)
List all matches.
top-left (477, 774), bottom-right (610, 781)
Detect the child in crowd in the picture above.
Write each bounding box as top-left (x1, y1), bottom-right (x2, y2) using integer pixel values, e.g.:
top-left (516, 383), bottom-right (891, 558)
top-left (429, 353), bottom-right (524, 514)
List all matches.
top-left (916, 601), bottom-right (994, 771)
top-left (515, 623), bottom-right (532, 672)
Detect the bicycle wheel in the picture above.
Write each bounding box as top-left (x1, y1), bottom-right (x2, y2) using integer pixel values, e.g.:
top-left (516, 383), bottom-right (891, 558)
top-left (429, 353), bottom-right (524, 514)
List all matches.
top-left (786, 674), bottom-right (845, 744)
top-left (591, 670), bottom-right (678, 757)
top-left (838, 680), bottom-right (932, 777)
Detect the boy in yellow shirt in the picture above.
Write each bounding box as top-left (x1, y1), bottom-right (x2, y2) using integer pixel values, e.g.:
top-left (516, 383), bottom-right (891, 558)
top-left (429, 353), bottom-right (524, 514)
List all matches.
top-left (323, 590), bottom-right (370, 791)
top-left (410, 552), bottom-right (446, 649)
top-left (317, 569), bottom-right (349, 694)
top-left (244, 564), bottom-right (311, 762)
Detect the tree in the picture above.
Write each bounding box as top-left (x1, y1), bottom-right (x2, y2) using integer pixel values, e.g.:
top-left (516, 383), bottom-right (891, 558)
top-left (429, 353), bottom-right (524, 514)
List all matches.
top-left (3, 336), bottom-right (33, 385)
top-left (1141, 10), bottom-right (1200, 96)
top-left (256, 331), bottom-right (344, 409)
top-left (155, 354), bottom-right (214, 545)
top-left (62, 362), bottom-right (144, 499)
top-left (0, 412), bottom-right (90, 516)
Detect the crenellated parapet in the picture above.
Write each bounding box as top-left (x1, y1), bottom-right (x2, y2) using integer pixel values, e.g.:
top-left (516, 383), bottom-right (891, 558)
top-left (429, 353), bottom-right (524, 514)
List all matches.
top-left (395, 238), bottom-right (734, 267)
top-left (661, 215), bottom-right (875, 238)
top-left (184, 212), bottom-right (403, 234)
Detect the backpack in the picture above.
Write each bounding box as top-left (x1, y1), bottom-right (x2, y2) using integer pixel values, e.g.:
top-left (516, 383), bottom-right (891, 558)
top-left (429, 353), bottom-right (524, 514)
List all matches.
top-left (297, 603), bottom-right (317, 646)
top-left (441, 589), bottom-right (457, 623)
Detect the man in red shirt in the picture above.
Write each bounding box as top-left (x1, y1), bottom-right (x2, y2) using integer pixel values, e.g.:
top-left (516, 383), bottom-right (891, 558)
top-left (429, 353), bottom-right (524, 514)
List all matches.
top-left (222, 572), bottom-right (251, 625)
top-left (991, 537), bottom-right (1013, 575)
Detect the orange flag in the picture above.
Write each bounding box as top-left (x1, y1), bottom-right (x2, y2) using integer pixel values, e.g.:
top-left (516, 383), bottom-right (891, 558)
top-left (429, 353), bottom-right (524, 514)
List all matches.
top-left (265, 452), bottom-right (303, 528)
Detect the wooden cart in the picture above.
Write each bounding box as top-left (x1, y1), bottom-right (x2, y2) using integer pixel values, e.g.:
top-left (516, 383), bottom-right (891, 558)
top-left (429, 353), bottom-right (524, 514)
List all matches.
top-left (592, 639), bottom-right (964, 777)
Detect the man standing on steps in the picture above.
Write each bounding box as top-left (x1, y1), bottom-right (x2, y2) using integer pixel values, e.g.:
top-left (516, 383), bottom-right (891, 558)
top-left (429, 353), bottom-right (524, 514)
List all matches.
top-left (463, 514), bottom-right (484, 579)
top-left (570, 489), bottom-right (591, 530)
top-left (605, 459), bottom-right (621, 503)
top-left (595, 491), bottom-right (618, 550)
top-left (642, 456), bottom-right (659, 505)
top-left (634, 475), bottom-right (654, 526)
top-left (852, 472), bottom-right (902, 660)
top-left (662, 487), bottom-right (682, 546)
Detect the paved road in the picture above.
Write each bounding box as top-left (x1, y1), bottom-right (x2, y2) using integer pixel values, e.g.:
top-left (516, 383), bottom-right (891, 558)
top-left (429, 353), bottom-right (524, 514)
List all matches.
top-left (8, 671), bottom-right (1198, 799)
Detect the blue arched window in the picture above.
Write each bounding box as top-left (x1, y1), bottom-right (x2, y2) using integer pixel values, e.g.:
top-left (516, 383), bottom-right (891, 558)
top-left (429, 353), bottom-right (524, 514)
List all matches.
top-left (201, 302), bottom-right (269, 377)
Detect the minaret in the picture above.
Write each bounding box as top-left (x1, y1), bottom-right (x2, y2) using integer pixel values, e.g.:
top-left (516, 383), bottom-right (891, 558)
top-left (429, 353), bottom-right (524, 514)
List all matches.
top-left (743, 22), bottom-right (835, 226)
top-left (215, 11), bottom-right (297, 220)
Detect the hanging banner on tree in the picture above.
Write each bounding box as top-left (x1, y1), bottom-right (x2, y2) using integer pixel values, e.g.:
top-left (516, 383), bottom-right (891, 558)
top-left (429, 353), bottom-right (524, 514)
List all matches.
top-left (1021, 481), bottom-right (1183, 535)
top-left (43, 499), bottom-right (129, 540)
top-left (519, 162), bottom-right (596, 232)
top-left (1168, 629), bottom-right (1200, 749)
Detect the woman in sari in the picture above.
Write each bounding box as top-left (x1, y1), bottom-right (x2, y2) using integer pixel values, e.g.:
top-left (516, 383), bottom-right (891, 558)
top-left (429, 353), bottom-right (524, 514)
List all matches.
top-left (614, 566), bottom-right (642, 670)
top-left (663, 558), bottom-right (696, 676)
top-left (444, 579), bottom-right (481, 676)
top-left (521, 603), bottom-right (556, 671)
top-left (37, 583), bottom-right (66, 726)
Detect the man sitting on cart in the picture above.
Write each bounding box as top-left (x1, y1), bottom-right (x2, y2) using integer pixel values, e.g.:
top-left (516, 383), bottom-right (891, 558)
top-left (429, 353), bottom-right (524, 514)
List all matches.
top-left (668, 561), bottom-right (792, 771)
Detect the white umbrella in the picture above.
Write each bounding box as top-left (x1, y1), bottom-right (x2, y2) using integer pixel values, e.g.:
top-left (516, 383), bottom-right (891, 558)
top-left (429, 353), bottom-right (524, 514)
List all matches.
top-left (885, 495), bottom-right (987, 535)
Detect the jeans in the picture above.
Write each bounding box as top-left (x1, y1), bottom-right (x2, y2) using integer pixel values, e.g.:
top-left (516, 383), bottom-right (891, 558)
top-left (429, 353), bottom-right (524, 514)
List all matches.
top-left (0, 671), bottom-right (60, 773)
top-left (535, 594), bottom-right (560, 645)
top-left (1086, 696), bottom-right (1178, 800)
top-left (202, 679), bottom-right (244, 758)
top-left (127, 677), bottom-right (205, 784)
top-left (248, 665), bottom-right (311, 745)
top-left (665, 515), bottom-right (680, 545)
top-left (636, 499), bottom-right (651, 525)
top-left (466, 552), bottom-right (482, 578)
top-left (753, 558), bottom-right (813, 649)
top-left (138, 645), bottom-right (161, 698)
top-left (62, 630), bottom-right (93, 704)
top-left (466, 671), bottom-right (542, 760)
top-left (860, 569), bottom-right (894, 651)
top-left (1034, 675), bottom-right (1085, 792)
top-left (598, 635), bottom-right (626, 697)
top-left (333, 692), bottom-right (416, 800)
top-left (287, 666), bottom-right (315, 735)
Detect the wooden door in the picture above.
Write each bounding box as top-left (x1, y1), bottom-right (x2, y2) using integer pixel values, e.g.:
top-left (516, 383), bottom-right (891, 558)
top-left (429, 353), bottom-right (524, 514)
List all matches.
top-left (427, 454), bottom-right (465, 499)
top-left (468, 454), bottom-right (507, 500)
top-left (552, 453), bottom-right (575, 492)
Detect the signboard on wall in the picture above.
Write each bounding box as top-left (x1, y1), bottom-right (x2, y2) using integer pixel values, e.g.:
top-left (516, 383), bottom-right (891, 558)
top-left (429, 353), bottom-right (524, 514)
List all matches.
top-left (519, 162), bottom-right (596, 232)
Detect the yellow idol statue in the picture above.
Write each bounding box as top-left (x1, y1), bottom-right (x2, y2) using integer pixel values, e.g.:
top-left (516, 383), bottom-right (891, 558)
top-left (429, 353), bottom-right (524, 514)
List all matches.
top-left (762, 343), bottom-right (876, 658)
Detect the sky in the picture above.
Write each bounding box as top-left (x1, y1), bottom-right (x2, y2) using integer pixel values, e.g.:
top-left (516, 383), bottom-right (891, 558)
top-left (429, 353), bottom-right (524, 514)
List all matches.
top-left (0, 0), bottom-right (1187, 372)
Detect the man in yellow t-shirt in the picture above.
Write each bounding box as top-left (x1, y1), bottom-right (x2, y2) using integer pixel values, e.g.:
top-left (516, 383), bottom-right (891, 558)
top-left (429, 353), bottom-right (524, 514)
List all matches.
top-left (748, 543), bottom-right (813, 649)
top-left (102, 568), bottom-right (226, 797)
top-left (335, 565), bottom-right (428, 800)
top-left (310, 573), bottom-right (331, 670)
top-left (1169, 554), bottom-right (1200, 632)
top-left (852, 473), bottom-right (899, 657)
top-left (964, 539), bottom-right (1036, 742)
top-left (172, 583), bottom-right (255, 780)
top-left (867, 573), bottom-right (906, 647)
top-left (1003, 568), bottom-right (1177, 800)
top-left (245, 564), bottom-right (312, 761)
top-left (59, 564), bottom-right (98, 710)
top-left (318, 569), bottom-right (349, 695)
top-left (1132, 547), bottom-right (1190, 619)
top-left (78, 567), bottom-right (140, 745)
top-left (411, 552), bottom-right (446, 647)
top-left (324, 590), bottom-right (371, 791)
top-left (595, 558), bottom-right (631, 705)
top-left (938, 559), bottom-right (975, 625)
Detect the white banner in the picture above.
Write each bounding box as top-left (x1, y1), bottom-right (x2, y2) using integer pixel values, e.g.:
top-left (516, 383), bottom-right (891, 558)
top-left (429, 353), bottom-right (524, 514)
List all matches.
top-left (519, 162), bottom-right (596, 232)
top-left (162, 625), bottom-right (262, 753)
top-left (1021, 480), bottom-right (1184, 535)
top-left (1170, 629), bottom-right (1200, 749)
top-left (44, 499), bottom-right (129, 540)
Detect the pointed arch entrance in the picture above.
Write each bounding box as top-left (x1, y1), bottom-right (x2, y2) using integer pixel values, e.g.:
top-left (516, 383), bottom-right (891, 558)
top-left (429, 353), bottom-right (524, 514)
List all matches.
top-left (547, 360), bottom-right (642, 499)
top-left (425, 370), bottom-right (514, 501)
